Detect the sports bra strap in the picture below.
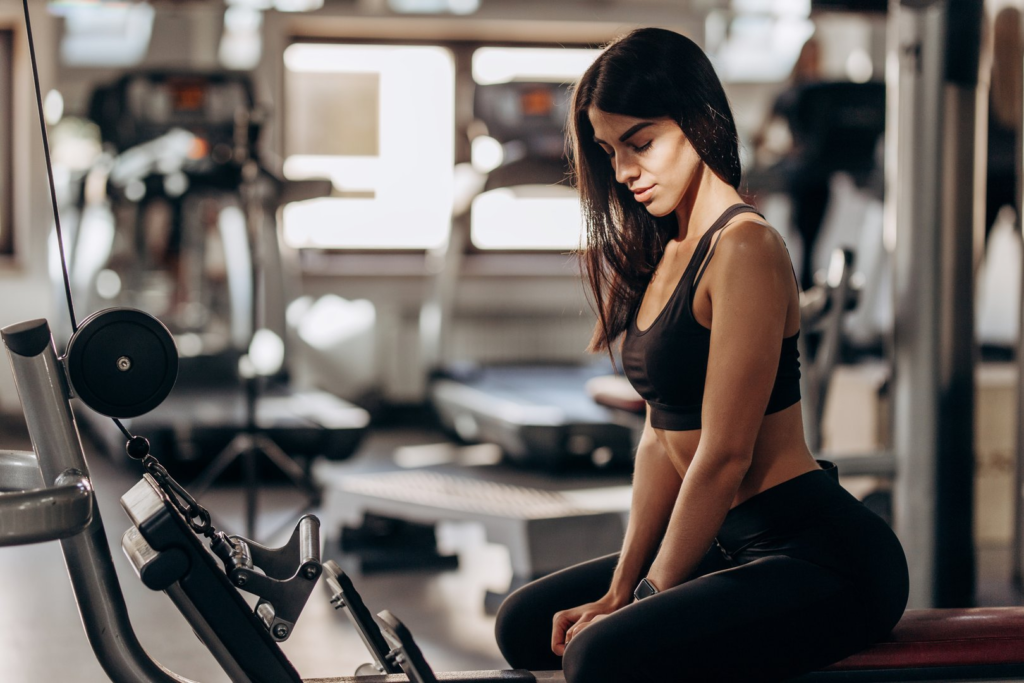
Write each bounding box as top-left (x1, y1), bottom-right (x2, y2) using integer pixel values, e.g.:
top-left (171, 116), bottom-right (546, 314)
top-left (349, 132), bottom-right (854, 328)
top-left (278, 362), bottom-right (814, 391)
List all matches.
top-left (692, 204), bottom-right (764, 292)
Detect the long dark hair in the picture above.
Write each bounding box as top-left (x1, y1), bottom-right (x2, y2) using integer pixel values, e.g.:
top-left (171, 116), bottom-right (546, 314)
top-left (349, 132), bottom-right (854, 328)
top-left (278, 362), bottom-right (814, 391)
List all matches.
top-left (569, 27), bottom-right (742, 353)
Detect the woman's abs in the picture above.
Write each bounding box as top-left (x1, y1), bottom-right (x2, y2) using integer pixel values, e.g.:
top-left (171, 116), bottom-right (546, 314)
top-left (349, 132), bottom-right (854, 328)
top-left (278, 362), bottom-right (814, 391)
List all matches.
top-left (655, 401), bottom-right (819, 509)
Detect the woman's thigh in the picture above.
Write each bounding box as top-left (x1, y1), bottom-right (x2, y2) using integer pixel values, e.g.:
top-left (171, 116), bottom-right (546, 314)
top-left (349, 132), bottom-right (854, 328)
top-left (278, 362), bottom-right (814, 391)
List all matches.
top-left (563, 554), bottom-right (881, 683)
top-left (495, 545), bottom-right (732, 671)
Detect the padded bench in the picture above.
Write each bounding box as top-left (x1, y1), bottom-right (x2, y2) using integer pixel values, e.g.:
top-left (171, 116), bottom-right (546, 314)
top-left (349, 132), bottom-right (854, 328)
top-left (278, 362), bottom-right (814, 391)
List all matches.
top-left (307, 608), bottom-right (1024, 682)
top-left (796, 607), bottom-right (1024, 681)
top-left (306, 606), bottom-right (1024, 683)
top-left (82, 386), bottom-right (370, 470)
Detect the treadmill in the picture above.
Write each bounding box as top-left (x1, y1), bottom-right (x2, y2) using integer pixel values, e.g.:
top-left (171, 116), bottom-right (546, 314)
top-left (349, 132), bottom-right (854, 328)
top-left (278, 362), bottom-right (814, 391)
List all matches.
top-left (65, 71), bottom-right (369, 472)
top-left (427, 81), bottom-right (634, 472)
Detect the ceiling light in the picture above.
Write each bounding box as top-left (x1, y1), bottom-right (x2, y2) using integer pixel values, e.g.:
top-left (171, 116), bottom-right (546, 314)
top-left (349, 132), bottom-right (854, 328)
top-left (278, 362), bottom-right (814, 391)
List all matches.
top-left (274, 0), bottom-right (324, 11)
top-left (388, 0), bottom-right (480, 15)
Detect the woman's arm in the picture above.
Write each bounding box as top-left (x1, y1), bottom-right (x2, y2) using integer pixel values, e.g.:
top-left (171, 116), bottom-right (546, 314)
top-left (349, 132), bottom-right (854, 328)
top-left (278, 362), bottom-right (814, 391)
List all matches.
top-left (645, 222), bottom-right (792, 591)
top-left (605, 405), bottom-right (683, 604)
top-left (552, 406), bottom-right (681, 655)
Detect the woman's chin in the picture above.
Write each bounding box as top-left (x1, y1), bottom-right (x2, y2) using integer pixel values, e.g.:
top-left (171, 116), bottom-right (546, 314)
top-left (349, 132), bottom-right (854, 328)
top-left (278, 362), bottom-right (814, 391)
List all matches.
top-left (643, 200), bottom-right (673, 218)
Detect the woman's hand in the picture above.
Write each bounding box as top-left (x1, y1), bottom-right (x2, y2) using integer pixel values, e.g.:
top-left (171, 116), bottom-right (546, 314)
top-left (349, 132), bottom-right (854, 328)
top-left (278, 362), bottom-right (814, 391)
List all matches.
top-left (551, 594), bottom-right (626, 656)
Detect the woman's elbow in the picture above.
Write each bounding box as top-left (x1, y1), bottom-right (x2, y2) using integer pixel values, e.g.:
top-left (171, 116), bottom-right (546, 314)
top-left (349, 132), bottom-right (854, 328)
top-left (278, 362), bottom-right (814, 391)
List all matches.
top-left (698, 444), bottom-right (754, 474)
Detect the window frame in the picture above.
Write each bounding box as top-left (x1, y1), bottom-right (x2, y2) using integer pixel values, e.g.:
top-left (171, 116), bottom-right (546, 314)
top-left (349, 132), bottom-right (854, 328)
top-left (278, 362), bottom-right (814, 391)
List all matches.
top-left (280, 39), bottom-right (458, 253)
top-left (281, 35), bottom-right (596, 259)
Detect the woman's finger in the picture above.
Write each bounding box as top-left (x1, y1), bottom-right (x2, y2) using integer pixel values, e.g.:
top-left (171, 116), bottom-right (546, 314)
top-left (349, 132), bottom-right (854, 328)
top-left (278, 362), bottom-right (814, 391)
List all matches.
top-left (577, 613), bottom-right (607, 633)
top-left (553, 615), bottom-right (589, 656)
top-left (563, 612), bottom-right (609, 652)
top-left (551, 611), bottom-right (576, 654)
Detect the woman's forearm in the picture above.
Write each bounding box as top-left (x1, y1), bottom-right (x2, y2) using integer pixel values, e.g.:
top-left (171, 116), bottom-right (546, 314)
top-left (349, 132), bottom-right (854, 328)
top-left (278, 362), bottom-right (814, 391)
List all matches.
top-left (606, 429), bottom-right (682, 604)
top-left (645, 451), bottom-right (750, 591)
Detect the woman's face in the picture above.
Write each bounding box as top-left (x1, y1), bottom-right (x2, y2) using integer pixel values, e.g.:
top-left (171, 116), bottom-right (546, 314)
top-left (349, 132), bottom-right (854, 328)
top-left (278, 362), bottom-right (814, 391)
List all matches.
top-left (588, 107), bottom-right (702, 218)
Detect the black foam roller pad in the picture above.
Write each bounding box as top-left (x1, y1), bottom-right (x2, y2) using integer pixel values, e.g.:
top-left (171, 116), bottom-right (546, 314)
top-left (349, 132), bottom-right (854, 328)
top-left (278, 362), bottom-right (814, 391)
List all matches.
top-left (1, 319), bottom-right (52, 357)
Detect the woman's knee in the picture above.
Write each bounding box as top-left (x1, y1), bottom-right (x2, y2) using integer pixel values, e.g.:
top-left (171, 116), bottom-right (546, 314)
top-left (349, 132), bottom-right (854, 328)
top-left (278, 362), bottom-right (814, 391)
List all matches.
top-left (562, 624), bottom-right (634, 683)
top-left (494, 589), bottom-right (528, 646)
top-left (495, 554), bottom-right (620, 670)
top-left (494, 585), bottom-right (556, 670)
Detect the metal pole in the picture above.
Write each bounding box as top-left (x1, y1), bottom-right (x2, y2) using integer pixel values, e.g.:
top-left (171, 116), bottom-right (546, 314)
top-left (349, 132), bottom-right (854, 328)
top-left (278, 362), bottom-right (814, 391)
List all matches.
top-left (891, 0), bottom-right (983, 608)
top-left (1012, 0), bottom-right (1024, 591)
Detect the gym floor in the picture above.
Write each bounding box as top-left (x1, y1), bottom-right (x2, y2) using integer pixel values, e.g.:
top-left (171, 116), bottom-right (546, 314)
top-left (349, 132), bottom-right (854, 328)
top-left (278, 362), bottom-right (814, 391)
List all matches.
top-left (1, 413), bottom-right (1021, 682)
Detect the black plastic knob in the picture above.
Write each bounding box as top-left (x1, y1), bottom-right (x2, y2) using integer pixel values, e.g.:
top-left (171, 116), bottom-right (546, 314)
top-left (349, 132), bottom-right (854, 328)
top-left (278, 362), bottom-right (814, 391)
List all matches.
top-left (126, 435), bottom-right (150, 460)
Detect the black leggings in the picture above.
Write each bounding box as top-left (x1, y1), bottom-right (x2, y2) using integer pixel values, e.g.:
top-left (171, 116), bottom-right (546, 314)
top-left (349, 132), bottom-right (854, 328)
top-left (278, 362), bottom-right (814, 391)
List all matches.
top-left (495, 466), bottom-right (909, 682)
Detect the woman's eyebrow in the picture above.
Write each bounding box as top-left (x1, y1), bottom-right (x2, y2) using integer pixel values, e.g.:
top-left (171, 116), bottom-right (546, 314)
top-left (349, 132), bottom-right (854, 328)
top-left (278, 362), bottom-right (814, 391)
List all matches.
top-left (618, 122), bottom-right (654, 142)
top-left (592, 121), bottom-right (655, 145)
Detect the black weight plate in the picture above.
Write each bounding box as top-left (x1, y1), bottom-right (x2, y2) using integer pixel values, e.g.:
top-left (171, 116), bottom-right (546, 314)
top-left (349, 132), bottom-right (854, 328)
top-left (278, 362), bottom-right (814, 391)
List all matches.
top-left (66, 308), bottom-right (178, 418)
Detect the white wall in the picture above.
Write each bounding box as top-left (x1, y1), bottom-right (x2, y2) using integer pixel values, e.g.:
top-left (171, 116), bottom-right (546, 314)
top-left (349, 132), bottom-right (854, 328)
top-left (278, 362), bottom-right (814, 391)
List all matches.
top-left (0, 1), bottom-right (60, 412)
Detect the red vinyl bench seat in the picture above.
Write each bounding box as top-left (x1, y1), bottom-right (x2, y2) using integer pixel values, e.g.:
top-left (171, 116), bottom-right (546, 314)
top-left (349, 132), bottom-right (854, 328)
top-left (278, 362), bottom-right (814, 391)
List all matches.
top-left (796, 608), bottom-right (1024, 681)
top-left (826, 608), bottom-right (1024, 671)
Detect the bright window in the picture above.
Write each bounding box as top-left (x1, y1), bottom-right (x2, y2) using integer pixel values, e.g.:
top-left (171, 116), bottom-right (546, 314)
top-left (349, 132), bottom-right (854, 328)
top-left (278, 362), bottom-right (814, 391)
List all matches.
top-left (469, 47), bottom-right (600, 251)
top-left (472, 47), bottom-right (601, 85)
top-left (471, 185), bottom-right (582, 251)
top-left (282, 43), bottom-right (454, 249)
top-left (705, 1), bottom-right (815, 83)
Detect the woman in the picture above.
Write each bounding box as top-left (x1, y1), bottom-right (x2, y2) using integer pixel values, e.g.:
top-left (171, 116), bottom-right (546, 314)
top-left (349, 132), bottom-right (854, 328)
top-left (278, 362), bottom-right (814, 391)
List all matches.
top-left (751, 34), bottom-right (832, 291)
top-left (494, 28), bottom-right (909, 683)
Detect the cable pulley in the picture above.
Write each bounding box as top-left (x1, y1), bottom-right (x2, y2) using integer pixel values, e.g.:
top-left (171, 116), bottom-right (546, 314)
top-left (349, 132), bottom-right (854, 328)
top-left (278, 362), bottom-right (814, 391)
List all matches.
top-left (64, 308), bottom-right (178, 419)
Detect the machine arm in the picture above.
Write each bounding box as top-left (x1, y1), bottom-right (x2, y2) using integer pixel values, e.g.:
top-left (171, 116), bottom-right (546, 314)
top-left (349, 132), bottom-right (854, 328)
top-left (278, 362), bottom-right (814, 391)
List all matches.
top-left (0, 449), bottom-right (93, 546)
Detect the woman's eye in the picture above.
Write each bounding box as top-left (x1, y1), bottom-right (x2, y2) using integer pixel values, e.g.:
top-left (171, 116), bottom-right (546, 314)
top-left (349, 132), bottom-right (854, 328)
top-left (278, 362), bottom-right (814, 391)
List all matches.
top-left (633, 141), bottom-right (652, 154)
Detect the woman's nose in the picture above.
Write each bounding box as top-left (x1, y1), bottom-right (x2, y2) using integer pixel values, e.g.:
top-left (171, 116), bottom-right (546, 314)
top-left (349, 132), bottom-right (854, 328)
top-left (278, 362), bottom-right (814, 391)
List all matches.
top-left (614, 158), bottom-right (639, 186)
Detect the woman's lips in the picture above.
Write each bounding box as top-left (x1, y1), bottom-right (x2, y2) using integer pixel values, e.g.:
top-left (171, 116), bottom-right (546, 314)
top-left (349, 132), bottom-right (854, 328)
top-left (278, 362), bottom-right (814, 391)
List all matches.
top-left (633, 186), bottom-right (654, 202)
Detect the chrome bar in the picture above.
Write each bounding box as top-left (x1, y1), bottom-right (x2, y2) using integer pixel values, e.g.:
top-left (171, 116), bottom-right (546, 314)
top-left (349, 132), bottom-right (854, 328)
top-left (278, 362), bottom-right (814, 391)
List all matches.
top-left (0, 449), bottom-right (43, 491)
top-left (0, 470), bottom-right (92, 545)
top-left (2, 318), bottom-right (195, 683)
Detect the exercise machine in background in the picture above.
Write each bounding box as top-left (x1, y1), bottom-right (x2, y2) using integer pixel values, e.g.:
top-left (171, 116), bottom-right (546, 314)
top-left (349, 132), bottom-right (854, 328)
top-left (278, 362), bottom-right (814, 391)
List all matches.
top-left (53, 71), bottom-right (369, 488)
top-left (424, 80), bottom-right (634, 473)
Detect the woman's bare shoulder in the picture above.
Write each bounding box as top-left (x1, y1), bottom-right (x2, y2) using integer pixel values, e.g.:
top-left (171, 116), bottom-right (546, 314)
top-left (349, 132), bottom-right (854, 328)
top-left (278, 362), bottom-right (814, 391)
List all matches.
top-left (712, 218), bottom-right (792, 272)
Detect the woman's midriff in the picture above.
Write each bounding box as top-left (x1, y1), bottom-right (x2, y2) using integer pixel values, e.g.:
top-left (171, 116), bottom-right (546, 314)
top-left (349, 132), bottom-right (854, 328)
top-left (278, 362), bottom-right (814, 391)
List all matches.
top-left (653, 401), bottom-right (821, 509)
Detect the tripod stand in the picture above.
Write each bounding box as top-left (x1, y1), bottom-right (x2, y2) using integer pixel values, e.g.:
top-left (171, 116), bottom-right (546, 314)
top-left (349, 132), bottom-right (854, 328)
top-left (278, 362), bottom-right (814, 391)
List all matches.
top-left (190, 360), bottom-right (320, 540)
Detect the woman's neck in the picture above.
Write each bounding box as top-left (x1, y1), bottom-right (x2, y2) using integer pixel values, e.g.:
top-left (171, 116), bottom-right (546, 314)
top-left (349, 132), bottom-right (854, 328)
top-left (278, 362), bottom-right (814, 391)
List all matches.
top-left (673, 165), bottom-right (745, 242)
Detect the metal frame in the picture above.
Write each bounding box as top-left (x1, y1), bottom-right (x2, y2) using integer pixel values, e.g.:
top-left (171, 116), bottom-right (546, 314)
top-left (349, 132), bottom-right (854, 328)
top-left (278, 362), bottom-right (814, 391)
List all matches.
top-left (890, 0), bottom-right (983, 609)
top-left (0, 449), bottom-right (92, 545)
top-left (1, 319), bottom-right (194, 683)
top-left (799, 248), bottom-right (856, 453)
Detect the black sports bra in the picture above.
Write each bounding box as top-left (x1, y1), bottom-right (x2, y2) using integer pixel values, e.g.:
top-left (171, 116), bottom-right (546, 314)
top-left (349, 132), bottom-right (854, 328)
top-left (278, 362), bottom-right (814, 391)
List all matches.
top-left (621, 203), bottom-right (802, 431)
